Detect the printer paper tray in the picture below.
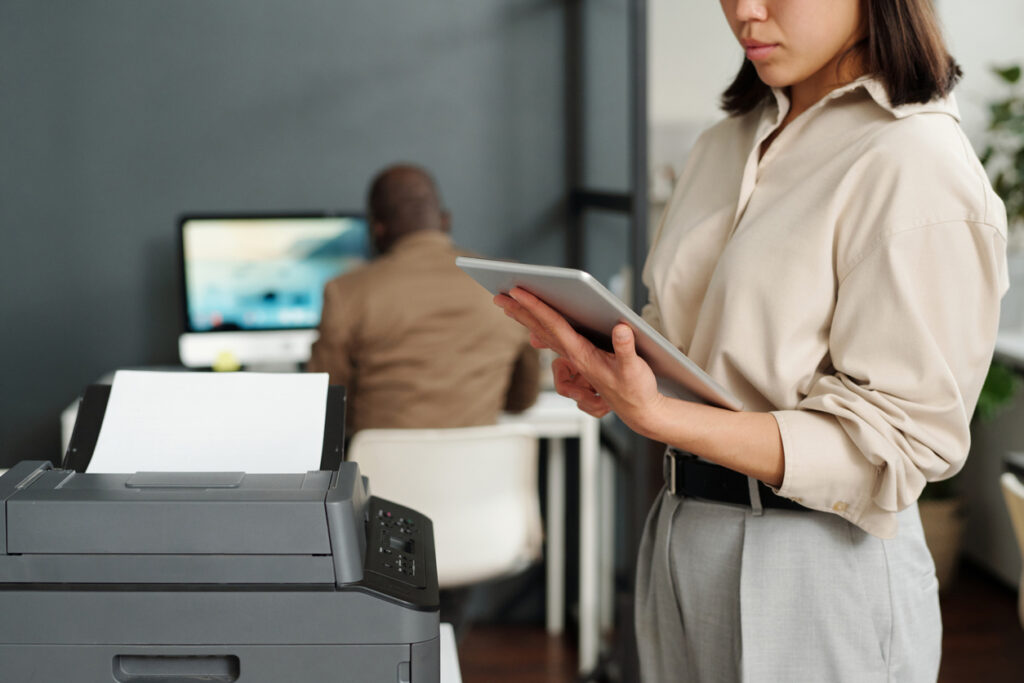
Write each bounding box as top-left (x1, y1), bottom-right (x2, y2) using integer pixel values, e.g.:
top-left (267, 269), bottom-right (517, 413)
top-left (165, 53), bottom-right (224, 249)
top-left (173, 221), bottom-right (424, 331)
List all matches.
top-left (0, 642), bottom-right (440, 683)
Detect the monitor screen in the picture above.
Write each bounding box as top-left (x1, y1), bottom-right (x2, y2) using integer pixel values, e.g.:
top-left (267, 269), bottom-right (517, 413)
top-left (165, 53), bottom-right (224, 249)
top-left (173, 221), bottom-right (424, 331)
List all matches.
top-left (179, 214), bottom-right (371, 333)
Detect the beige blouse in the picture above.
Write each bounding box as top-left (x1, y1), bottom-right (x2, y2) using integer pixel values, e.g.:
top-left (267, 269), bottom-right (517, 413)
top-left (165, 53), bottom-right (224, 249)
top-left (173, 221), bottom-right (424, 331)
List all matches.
top-left (642, 77), bottom-right (1008, 538)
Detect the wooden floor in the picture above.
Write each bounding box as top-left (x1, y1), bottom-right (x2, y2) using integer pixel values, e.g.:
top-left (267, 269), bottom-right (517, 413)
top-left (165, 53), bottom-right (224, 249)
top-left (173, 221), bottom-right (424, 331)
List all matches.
top-left (936, 562), bottom-right (1024, 682)
top-left (457, 561), bottom-right (1024, 683)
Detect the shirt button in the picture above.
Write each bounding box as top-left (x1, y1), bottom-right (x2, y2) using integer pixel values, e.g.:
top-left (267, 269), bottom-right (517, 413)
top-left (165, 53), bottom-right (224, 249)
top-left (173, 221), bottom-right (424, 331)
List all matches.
top-left (832, 501), bottom-right (848, 512)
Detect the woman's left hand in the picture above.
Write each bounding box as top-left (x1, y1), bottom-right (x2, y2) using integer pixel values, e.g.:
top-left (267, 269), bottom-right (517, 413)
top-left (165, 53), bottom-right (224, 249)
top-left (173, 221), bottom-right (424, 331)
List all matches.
top-left (494, 287), bottom-right (666, 432)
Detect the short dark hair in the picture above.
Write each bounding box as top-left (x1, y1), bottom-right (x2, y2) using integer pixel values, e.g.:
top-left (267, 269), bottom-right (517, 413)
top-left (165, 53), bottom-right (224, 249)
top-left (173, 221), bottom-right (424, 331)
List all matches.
top-left (720, 0), bottom-right (962, 116)
top-left (367, 164), bottom-right (443, 233)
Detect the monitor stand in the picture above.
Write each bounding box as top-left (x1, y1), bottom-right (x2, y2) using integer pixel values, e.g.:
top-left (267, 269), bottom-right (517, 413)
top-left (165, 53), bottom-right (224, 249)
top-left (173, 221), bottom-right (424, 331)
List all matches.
top-left (246, 362), bottom-right (303, 373)
top-left (179, 330), bottom-right (318, 371)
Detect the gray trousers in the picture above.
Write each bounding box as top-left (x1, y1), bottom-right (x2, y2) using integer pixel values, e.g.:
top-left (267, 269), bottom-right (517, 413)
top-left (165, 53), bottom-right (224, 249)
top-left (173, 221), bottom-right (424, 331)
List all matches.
top-left (635, 489), bottom-right (941, 682)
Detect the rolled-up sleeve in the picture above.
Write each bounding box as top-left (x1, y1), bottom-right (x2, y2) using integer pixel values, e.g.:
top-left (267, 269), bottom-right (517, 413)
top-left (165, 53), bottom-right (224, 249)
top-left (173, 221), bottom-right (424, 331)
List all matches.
top-left (773, 219), bottom-right (1008, 538)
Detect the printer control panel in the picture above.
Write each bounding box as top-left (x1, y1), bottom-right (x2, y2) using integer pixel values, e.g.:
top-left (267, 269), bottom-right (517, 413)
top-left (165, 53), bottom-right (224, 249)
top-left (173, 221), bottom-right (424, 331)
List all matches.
top-left (366, 498), bottom-right (428, 590)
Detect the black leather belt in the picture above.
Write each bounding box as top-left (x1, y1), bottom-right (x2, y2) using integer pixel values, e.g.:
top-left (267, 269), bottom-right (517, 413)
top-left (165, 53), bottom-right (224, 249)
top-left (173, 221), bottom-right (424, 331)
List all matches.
top-left (663, 449), bottom-right (808, 512)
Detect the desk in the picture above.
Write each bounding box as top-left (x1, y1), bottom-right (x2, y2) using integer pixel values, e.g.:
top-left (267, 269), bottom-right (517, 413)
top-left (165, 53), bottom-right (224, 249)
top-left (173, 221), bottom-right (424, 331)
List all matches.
top-left (440, 622), bottom-right (462, 683)
top-left (500, 391), bottom-right (605, 674)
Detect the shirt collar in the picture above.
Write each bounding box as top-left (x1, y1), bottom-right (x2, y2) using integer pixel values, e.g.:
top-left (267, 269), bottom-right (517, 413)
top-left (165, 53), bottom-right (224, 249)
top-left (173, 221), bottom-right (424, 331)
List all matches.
top-left (388, 229), bottom-right (452, 253)
top-left (768, 75), bottom-right (960, 122)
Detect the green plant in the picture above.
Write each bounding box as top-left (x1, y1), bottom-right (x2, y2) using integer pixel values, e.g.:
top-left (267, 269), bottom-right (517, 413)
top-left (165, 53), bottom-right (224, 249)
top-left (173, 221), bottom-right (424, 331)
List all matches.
top-left (977, 65), bottom-right (1024, 427)
top-left (979, 64), bottom-right (1024, 230)
top-left (974, 65), bottom-right (1024, 437)
top-left (975, 359), bottom-right (1021, 423)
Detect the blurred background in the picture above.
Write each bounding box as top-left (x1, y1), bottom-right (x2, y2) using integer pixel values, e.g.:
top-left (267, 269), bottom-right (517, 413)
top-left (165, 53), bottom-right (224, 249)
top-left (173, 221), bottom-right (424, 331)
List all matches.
top-left (2, 1), bottom-right (1023, 681)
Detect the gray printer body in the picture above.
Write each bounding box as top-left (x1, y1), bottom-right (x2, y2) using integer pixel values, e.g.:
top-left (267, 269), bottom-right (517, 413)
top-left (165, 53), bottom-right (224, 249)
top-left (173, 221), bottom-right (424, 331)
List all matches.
top-left (0, 459), bottom-right (441, 682)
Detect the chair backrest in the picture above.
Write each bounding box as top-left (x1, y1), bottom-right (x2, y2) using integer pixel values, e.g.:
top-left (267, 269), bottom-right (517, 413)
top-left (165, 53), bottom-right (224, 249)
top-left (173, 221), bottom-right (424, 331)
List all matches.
top-left (348, 423), bottom-right (542, 589)
top-left (999, 472), bottom-right (1024, 628)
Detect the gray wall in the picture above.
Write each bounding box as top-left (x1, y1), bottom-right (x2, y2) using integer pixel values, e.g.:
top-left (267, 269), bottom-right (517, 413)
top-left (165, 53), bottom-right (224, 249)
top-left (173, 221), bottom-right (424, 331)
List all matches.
top-left (580, 0), bottom-right (632, 293)
top-left (0, 0), bottom-right (569, 465)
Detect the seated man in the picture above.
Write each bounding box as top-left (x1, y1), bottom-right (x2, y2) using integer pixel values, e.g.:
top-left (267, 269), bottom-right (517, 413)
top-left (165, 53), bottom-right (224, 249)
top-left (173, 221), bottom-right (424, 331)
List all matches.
top-left (308, 163), bottom-right (539, 434)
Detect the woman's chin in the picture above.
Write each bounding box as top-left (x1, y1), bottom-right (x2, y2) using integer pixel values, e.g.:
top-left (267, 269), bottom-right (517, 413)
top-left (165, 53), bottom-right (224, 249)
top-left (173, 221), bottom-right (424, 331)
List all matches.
top-left (752, 65), bottom-right (793, 89)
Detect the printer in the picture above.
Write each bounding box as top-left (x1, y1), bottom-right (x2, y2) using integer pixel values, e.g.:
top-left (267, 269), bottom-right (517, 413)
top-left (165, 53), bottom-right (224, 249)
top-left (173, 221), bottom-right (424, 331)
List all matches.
top-left (0, 384), bottom-right (441, 682)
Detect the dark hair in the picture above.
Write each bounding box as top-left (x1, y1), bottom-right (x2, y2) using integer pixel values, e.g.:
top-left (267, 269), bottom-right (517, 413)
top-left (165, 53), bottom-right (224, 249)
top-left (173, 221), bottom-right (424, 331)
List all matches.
top-left (720, 0), bottom-right (962, 115)
top-left (367, 164), bottom-right (444, 231)
top-left (366, 164), bottom-right (449, 252)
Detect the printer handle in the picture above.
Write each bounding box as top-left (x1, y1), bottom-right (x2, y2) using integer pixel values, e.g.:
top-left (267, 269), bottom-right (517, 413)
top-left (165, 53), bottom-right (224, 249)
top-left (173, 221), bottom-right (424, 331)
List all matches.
top-left (124, 472), bottom-right (245, 488)
top-left (113, 654), bottom-right (239, 682)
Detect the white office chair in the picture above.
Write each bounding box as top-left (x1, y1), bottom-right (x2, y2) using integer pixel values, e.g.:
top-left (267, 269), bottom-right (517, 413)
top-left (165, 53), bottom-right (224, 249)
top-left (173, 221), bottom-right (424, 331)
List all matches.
top-left (1000, 472), bottom-right (1024, 628)
top-left (347, 423), bottom-right (543, 589)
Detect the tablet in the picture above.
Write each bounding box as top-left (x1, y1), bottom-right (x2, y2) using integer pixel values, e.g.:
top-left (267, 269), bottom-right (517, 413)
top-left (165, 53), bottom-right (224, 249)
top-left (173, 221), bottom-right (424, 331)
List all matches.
top-left (456, 257), bottom-right (743, 411)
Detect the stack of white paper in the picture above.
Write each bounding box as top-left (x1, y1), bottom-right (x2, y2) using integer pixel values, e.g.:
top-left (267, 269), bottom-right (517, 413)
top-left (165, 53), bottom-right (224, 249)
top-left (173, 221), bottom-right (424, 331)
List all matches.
top-left (88, 370), bottom-right (329, 474)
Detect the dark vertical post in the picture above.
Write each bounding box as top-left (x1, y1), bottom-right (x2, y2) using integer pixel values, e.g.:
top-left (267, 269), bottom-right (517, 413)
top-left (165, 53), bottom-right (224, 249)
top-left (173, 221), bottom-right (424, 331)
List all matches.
top-left (629, 0), bottom-right (648, 309)
top-left (624, 2), bottom-right (649, 682)
top-left (565, 0), bottom-right (583, 269)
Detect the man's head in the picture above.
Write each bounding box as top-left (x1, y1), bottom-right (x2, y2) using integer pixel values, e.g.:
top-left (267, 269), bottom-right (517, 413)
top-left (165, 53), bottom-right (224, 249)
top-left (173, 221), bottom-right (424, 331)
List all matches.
top-left (367, 164), bottom-right (451, 254)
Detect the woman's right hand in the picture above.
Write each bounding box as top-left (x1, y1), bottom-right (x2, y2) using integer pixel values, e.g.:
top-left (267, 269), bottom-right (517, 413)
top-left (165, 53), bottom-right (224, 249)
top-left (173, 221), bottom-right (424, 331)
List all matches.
top-left (494, 287), bottom-right (666, 431)
top-left (551, 355), bottom-right (611, 418)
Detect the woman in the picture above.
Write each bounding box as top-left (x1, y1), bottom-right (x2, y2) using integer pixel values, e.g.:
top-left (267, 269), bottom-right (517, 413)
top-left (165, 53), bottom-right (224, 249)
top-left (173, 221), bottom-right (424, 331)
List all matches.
top-left (497, 0), bottom-right (1007, 680)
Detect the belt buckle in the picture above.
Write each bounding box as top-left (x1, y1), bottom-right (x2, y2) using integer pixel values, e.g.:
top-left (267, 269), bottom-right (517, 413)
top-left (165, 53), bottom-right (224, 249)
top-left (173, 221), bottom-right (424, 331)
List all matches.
top-left (664, 450), bottom-right (677, 496)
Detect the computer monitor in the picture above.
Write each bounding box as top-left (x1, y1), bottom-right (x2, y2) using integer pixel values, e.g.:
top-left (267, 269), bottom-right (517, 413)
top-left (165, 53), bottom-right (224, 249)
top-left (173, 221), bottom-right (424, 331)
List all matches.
top-left (177, 213), bottom-right (371, 369)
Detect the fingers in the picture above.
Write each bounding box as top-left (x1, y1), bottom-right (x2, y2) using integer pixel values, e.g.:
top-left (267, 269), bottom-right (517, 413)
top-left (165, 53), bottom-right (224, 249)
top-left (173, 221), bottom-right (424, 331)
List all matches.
top-left (552, 357), bottom-right (609, 416)
top-left (557, 379), bottom-right (610, 417)
top-left (552, 357), bottom-right (591, 393)
top-left (563, 384), bottom-right (611, 417)
top-left (611, 324), bottom-right (638, 360)
top-left (504, 288), bottom-right (589, 358)
top-left (494, 292), bottom-right (563, 353)
top-left (580, 402), bottom-right (612, 419)
top-left (551, 357), bottom-right (577, 385)
top-left (496, 294), bottom-right (651, 423)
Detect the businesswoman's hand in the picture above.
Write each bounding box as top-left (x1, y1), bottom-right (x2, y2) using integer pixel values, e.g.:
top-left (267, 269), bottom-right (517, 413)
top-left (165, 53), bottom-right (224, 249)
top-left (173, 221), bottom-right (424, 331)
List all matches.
top-left (550, 356), bottom-right (609, 417)
top-left (495, 286), bottom-right (786, 486)
top-left (494, 287), bottom-right (666, 431)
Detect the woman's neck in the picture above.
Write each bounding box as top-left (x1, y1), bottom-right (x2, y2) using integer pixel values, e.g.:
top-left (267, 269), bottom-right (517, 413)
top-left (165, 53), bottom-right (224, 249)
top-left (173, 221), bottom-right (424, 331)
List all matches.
top-left (788, 45), bottom-right (867, 121)
top-left (760, 49), bottom-right (867, 159)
